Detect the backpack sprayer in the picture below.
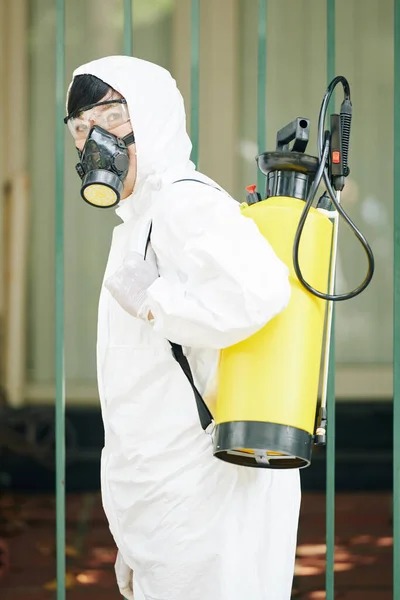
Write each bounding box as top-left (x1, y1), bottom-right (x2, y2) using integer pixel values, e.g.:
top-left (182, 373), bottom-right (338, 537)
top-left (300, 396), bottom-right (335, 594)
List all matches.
top-left (212, 76), bottom-right (375, 469)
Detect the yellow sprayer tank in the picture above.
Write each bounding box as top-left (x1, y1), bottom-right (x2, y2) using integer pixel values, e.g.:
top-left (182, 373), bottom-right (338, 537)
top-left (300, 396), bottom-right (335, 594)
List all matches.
top-left (213, 195), bottom-right (333, 469)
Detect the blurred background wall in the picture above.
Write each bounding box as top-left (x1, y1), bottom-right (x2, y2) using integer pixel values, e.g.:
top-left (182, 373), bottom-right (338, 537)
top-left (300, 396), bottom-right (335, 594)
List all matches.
top-left (0, 0), bottom-right (394, 490)
top-left (0, 0), bottom-right (394, 406)
top-left (0, 6), bottom-right (395, 597)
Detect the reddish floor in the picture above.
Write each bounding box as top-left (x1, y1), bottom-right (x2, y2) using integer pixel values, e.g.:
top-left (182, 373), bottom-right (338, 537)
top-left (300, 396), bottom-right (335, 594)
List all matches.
top-left (0, 492), bottom-right (392, 599)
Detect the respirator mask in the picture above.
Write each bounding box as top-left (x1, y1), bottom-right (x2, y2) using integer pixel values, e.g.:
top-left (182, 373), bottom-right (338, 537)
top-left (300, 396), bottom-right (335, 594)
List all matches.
top-left (64, 98), bottom-right (135, 208)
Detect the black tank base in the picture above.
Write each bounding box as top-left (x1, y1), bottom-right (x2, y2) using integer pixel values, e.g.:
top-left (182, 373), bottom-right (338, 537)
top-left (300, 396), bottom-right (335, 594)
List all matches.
top-left (213, 421), bottom-right (312, 469)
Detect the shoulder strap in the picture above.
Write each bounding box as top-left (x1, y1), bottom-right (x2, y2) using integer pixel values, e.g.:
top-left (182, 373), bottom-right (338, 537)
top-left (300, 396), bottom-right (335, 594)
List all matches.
top-left (169, 342), bottom-right (214, 433)
top-left (173, 178), bottom-right (221, 191)
top-left (144, 178), bottom-right (216, 434)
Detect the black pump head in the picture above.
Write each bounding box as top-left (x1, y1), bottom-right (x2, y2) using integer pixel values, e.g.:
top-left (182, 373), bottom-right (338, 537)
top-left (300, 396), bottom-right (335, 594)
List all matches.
top-left (256, 117), bottom-right (319, 201)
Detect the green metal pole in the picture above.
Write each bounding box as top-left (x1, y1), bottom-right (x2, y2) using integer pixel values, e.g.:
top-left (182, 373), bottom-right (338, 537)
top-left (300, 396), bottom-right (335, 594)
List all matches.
top-left (190, 0), bottom-right (200, 167)
top-left (394, 0), bottom-right (400, 597)
top-left (123, 0), bottom-right (133, 56)
top-left (326, 1), bottom-right (336, 599)
top-left (122, 5), bottom-right (133, 600)
top-left (257, 0), bottom-right (267, 195)
top-left (55, 0), bottom-right (66, 599)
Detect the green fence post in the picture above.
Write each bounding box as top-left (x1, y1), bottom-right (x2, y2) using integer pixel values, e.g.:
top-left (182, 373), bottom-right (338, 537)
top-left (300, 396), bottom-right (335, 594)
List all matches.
top-left (123, 8), bottom-right (132, 600)
top-left (123, 0), bottom-right (133, 56)
top-left (326, 1), bottom-right (336, 599)
top-left (55, 0), bottom-right (66, 599)
top-left (394, 0), bottom-right (400, 597)
top-left (257, 0), bottom-right (267, 195)
top-left (190, 0), bottom-right (200, 167)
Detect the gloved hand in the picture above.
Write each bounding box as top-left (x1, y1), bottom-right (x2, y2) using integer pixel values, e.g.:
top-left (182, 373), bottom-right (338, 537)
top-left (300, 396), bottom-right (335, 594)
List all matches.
top-left (105, 251), bottom-right (158, 319)
top-left (115, 550), bottom-right (134, 600)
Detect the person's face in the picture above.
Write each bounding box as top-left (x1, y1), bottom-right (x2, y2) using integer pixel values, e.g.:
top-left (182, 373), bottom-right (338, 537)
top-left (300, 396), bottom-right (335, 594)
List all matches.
top-left (73, 90), bottom-right (137, 201)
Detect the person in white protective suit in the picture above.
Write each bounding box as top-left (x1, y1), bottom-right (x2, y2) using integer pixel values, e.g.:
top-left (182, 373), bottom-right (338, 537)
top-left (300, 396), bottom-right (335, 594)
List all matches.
top-left (64, 55), bottom-right (301, 600)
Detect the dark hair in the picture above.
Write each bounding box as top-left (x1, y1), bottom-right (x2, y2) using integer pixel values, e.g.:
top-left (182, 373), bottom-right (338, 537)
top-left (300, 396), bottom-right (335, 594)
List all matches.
top-left (67, 74), bottom-right (112, 117)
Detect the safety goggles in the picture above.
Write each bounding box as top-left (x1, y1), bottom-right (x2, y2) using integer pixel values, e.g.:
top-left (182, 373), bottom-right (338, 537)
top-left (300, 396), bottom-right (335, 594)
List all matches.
top-left (64, 99), bottom-right (130, 141)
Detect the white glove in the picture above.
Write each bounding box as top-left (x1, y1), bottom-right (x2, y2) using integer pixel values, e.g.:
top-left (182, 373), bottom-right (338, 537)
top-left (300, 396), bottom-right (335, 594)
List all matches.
top-left (115, 550), bottom-right (134, 600)
top-left (105, 251), bottom-right (159, 319)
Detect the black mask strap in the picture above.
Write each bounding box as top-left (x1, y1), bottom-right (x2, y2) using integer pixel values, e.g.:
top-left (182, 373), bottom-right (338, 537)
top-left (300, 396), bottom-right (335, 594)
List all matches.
top-left (122, 132), bottom-right (135, 146)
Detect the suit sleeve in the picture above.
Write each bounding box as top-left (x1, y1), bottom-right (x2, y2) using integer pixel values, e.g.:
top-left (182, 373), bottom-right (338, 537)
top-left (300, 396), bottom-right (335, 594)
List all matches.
top-left (139, 183), bottom-right (291, 349)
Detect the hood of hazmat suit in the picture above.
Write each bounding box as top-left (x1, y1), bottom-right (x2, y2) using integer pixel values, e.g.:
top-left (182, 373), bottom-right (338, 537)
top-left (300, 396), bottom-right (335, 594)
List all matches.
top-left (67, 56), bottom-right (301, 600)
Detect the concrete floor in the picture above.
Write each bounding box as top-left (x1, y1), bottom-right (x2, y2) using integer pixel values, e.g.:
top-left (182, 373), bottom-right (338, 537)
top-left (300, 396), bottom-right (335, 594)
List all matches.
top-left (0, 492), bottom-right (392, 599)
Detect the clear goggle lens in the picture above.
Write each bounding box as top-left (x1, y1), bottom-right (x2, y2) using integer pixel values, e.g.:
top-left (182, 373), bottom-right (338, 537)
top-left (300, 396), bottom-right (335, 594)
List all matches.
top-left (67, 100), bottom-right (130, 141)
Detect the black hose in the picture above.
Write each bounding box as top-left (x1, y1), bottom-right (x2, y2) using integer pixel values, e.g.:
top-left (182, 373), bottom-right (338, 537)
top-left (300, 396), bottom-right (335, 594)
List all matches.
top-left (292, 76), bottom-right (375, 302)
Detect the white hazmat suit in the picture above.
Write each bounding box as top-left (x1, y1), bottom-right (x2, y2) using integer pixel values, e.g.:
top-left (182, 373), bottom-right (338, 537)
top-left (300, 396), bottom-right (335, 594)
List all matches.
top-left (68, 56), bottom-right (301, 600)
